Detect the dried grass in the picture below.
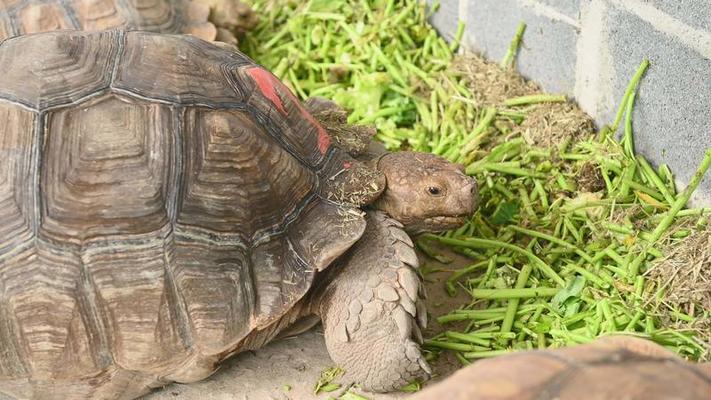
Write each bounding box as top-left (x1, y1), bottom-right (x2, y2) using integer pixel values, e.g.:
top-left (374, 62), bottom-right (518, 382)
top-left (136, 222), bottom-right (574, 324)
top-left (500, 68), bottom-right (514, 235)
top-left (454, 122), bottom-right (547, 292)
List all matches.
top-left (576, 161), bottom-right (606, 193)
top-left (516, 103), bottom-right (596, 148)
top-left (326, 163), bottom-right (383, 207)
top-left (452, 54), bottom-right (539, 105)
top-left (312, 109), bottom-right (375, 156)
top-left (645, 222), bottom-right (711, 358)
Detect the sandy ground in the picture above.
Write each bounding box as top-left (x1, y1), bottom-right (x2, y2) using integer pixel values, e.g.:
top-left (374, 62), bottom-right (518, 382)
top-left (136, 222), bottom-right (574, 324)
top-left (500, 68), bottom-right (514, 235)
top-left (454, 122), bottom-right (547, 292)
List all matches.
top-left (144, 329), bottom-right (404, 400)
top-left (142, 250), bottom-right (471, 400)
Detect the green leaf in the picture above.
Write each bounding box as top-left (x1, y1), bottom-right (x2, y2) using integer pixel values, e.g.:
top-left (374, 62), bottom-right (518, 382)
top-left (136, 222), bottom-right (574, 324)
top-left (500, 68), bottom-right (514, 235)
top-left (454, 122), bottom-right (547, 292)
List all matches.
top-left (563, 299), bottom-right (581, 318)
top-left (552, 276), bottom-right (586, 314)
top-left (490, 201), bottom-right (519, 225)
top-left (313, 366), bottom-right (344, 394)
top-left (319, 383), bottom-right (341, 393)
top-left (332, 72), bottom-right (391, 121)
top-left (340, 391), bottom-right (371, 400)
top-left (400, 381), bottom-right (422, 393)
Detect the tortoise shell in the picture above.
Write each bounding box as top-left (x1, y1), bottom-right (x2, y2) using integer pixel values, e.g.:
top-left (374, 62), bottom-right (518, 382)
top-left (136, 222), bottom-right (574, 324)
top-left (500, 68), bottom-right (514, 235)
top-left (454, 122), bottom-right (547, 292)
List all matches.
top-left (0, 30), bottom-right (367, 399)
top-left (410, 336), bottom-right (711, 400)
top-left (0, 0), bottom-right (216, 41)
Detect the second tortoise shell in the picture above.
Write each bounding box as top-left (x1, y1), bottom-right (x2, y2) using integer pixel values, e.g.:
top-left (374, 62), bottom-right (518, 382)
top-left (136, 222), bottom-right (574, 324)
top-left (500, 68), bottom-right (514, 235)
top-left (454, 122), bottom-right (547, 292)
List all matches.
top-left (0, 0), bottom-right (217, 41)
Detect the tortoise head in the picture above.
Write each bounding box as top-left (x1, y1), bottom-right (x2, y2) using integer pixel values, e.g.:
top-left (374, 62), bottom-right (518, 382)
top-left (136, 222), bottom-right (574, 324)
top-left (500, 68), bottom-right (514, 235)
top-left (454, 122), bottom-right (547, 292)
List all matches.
top-left (373, 152), bottom-right (478, 234)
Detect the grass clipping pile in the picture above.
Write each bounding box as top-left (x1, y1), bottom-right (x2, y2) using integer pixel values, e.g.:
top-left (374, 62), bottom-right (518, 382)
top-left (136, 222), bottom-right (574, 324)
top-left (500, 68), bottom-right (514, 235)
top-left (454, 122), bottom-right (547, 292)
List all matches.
top-left (241, 0), bottom-right (711, 392)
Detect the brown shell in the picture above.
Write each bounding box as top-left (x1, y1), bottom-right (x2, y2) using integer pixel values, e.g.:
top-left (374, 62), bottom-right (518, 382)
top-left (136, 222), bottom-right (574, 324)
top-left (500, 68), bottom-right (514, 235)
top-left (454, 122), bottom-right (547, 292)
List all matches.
top-left (0, 0), bottom-right (216, 41)
top-left (0, 30), bottom-right (366, 399)
top-left (410, 336), bottom-right (711, 400)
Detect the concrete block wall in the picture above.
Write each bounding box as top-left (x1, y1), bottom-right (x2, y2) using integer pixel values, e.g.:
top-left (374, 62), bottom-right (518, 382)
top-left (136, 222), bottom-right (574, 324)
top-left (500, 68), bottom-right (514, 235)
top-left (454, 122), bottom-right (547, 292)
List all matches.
top-left (428, 0), bottom-right (711, 206)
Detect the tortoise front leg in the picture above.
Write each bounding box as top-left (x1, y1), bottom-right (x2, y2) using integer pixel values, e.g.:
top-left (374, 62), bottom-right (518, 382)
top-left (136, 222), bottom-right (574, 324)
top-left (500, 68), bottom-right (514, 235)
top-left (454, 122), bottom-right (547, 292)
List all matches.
top-left (316, 211), bottom-right (430, 392)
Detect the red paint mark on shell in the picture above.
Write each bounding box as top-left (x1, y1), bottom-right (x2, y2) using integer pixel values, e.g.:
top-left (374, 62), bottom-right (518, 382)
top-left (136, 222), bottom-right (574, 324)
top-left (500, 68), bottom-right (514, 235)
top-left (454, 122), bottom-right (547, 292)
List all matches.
top-left (316, 126), bottom-right (331, 154)
top-left (246, 66), bottom-right (332, 154)
top-left (246, 67), bottom-right (287, 115)
top-left (343, 161), bottom-right (352, 169)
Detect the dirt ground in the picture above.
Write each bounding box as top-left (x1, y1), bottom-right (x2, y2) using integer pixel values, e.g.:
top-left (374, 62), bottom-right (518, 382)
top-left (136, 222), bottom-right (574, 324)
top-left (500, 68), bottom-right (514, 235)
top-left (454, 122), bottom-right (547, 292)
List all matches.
top-left (143, 250), bottom-right (470, 400)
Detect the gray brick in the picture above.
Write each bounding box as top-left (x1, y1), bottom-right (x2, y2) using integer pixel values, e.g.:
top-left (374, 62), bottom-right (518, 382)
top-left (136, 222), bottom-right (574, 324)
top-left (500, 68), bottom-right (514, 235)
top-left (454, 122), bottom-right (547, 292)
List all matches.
top-left (427, 0), bottom-right (711, 205)
top-left (427, 0), bottom-right (460, 41)
top-left (605, 6), bottom-right (711, 204)
top-left (645, 0), bottom-right (710, 31)
top-left (536, 0), bottom-right (582, 19)
top-left (462, 0), bottom-right (579, 94)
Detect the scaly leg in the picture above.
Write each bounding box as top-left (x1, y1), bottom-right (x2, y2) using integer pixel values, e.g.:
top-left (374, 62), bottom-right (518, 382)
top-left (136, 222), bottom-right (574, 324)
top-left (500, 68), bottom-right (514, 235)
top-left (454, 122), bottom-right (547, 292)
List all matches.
top-left (316, 211), bottom-right (430, 392)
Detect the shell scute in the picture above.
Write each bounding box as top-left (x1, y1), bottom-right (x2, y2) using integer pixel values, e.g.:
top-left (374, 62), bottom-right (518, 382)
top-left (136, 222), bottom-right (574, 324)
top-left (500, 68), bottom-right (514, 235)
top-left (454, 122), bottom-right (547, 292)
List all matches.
top-left (0, 103), bottom-right (34, 255)
top-left (0, 243), bottom-right (91, 379)
top-left (14, 2), bottom-right (75, 35)
top-left (69, 0), bottom-right (128, 31)
top-left (113, 32), bottom-right (248, 105)
top-left (178, 107), bottom-right (315, 239)
top-left (86, 230), bottom-right (189, 371)
top-left (0, 0), bottom-right (218, 42)
top-left (0, 12), bottom-right (13, 40)
top-left (245, 67), bottom-right (288, 115)
top-left (0, 30), bottom-right (119, 110)
top-left (236, 66), bottom-right (332, 167)
top-left (170, 235), bottom-right (253, 356)
top-left (125, 0), bottom-right (177, 31)
top-left (40, 94), bottom-right (173, 243)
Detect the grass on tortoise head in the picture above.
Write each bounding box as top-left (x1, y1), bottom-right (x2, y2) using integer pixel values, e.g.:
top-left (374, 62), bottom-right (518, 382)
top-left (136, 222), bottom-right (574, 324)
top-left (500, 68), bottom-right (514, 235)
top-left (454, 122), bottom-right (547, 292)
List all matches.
top-left (240, 2), bottom-right (711, 395)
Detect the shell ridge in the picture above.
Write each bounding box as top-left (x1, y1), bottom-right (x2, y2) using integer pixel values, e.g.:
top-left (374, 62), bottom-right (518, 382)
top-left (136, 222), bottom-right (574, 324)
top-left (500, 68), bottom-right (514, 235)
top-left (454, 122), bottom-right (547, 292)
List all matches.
top-left (37, 87), bottom-right (111, 113)
top-left (583, 350), bottom-right (711, 384)
top-left (57, 0), bottom-right (82, 29)
top-left (109, 86), bottom-right (179, 106)
top-left (242, 247), bottom-right (258, 330)
top-left (220, 60), bottom-right (249, 103)
top-left (247, 190), bottom-right (319, 248)
top-left (4, 7), bottom-right (19, 38)
top-left (173, 226), bottom-right (247, 247)
top-left (0, 276), bottom-right (30, 377)
top-left (109, 86), bottom-right (253, 109)
top-left (115, 0), bottom-right (139, 30)
top-left (109, 30), bottom-right (127, 89)
top-left (160, 233), bottom-right (194, 350)
top-left (162, 104), bottom-right (194, 351)
top-left (167, 105), bottom-right (184, 224)
top-left (0, 93), bottom-right (37, 112)
top-left (31, 112), bottom-right (44, 236)
top-left (77, 247), bottom-right (115, 369)
top-left (284, 234), bottom-right (311, 274)
top-left (0, 11), bottom-right (15, 45)
top-left (242, 105), bottom-right (314, 169)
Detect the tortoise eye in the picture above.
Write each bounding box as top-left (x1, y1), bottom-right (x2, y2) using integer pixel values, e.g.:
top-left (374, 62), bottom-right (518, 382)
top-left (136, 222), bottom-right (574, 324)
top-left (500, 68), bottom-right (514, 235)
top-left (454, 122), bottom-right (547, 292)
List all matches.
top-left (427, 186), bottom-right (443, 196)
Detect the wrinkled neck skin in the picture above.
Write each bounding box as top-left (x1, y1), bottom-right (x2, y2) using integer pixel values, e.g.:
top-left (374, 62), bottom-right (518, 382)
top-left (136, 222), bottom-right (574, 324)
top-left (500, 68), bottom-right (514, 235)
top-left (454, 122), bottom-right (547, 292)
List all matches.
top-left (357, 140), bottom-right (389, 165)
top-left (349, 146), bottom-right (425, 232)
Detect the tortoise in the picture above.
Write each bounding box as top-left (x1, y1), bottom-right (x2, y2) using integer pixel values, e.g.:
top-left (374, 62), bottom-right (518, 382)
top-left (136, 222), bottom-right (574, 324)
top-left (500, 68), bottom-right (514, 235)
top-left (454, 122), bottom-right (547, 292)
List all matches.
top-left (0, 0), bottom-right (258, 44)
top-left (410, 336), bottom-right (711, 400)
top-left (0, 29), bottom-right (478, 399)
